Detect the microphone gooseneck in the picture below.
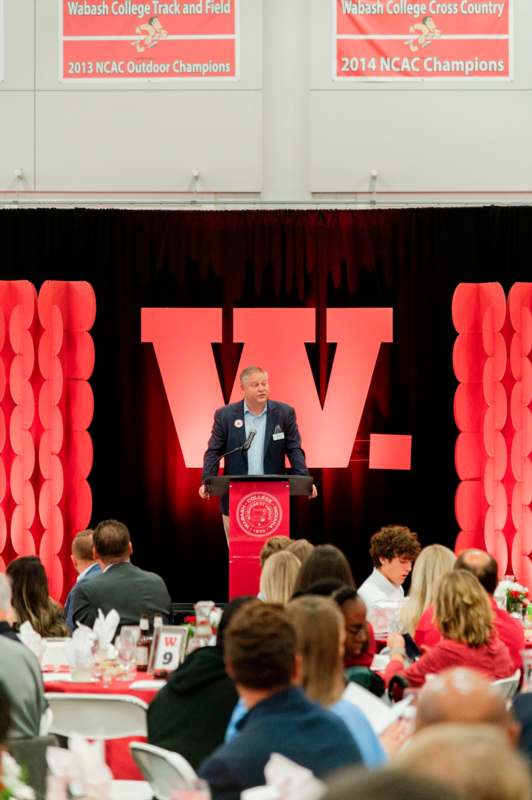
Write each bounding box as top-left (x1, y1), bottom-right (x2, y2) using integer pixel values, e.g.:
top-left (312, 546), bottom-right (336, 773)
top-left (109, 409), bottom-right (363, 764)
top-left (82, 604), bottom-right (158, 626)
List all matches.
top-left (243, 429), bottom-right (257, 452)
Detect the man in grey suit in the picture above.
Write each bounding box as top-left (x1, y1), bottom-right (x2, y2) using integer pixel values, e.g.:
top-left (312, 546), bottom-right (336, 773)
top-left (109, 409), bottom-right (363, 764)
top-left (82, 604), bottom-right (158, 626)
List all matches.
top-left (72, 519), bottom-right (172, 631)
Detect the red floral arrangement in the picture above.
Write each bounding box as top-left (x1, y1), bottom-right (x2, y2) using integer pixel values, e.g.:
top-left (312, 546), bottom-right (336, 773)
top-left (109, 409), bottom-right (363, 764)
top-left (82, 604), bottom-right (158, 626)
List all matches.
top-left (506, 584), bottom-right (529, 613)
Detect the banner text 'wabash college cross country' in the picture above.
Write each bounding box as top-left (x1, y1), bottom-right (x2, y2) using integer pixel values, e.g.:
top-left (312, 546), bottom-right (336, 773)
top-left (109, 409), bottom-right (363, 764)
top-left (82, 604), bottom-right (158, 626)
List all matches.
top-left (141, 307), bottom-right (412, 470)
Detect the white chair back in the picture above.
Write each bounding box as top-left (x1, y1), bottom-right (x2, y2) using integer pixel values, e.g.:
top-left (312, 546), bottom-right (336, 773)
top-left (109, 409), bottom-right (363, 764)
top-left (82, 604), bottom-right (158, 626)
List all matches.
top-left (45, 693), bottom-right (148, 739)
top-left (130, 742), bottom-right (198, 800)
top-left (491, 669), bottom-right (521, 700)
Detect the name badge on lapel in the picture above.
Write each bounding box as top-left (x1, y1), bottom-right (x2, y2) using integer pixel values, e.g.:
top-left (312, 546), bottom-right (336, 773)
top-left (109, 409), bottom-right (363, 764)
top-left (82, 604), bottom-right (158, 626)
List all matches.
top-left (273, 424), bottom-right (285, 441)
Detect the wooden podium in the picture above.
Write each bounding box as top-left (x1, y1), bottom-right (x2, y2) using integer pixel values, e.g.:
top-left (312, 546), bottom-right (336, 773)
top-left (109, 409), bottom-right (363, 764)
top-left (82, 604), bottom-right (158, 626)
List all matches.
top-left (204, 475), bottom-right (313, 598)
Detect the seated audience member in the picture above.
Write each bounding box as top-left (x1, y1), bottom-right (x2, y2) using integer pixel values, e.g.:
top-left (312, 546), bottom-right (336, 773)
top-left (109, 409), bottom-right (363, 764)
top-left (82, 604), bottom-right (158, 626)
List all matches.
top-left (259, 536), bottom-right (291, 568)
top-left (259, 551), bottom-right (300, 604)
top-left (455, 549), bottom-right (525, 671)
top-left (385, 570), bottom-right (513, 687)
top-left (512, 693), bottom-right (532, 762)
top-left (7, 556), bottom-right (68, 638)
top-left (286, 539), bottom-right (314, 564)
top-left (393, 724), bottom-right (530, 800)
top-left (358, 525), bottom-right (421, 610)
top-left (326, 768), bottom-right (461, 800)
top-left (0, 575), bottom-right (19, 643)
top-left (333, 585), bottom-right (376, 669)
top-left (415, 667), bottom-right (520, 745)
top-left (0, 684), bottom-right (35, 799)
top-left (198, 603), bottom-right (362, 800)
top-left (64, 529), bottom-right (101, 632)
top-left (72, 519), bottom-right (171, 630)
top-left (148, 597), bottom-right (254, 769)
top-left (292, 544), bottom-right (355, 595)
top-left (410, 549), bottom-right (526, 671)
top-left (286, 595), bottom-right (386, 767)
top-left (399, 544), bottom-right (456, 647)
top-left (0, 634), bottom-right (47, 739)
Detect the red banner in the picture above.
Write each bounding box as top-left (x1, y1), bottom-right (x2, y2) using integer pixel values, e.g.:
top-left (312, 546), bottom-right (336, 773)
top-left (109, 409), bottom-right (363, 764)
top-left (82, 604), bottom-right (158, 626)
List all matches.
top-left (61, 0), bottom-right (238, 80)
top-left (0, 1), bottom-right (4, 84)
top-left (334, 0), bottom-right (511, 79)
top-left (228, 480), bottom-right (290, 599)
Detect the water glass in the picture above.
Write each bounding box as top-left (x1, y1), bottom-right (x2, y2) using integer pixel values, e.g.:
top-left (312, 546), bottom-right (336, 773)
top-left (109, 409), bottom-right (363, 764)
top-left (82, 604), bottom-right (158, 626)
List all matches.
top-left (117, 628), bottom-right (138, 680)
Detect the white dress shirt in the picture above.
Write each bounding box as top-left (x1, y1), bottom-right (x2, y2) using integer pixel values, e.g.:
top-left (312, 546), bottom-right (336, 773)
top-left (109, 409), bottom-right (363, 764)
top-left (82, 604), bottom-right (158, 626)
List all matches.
top-left (358, 568), bottom-right (405, 610)
top-left (244, 401), bottom-right (267, 475)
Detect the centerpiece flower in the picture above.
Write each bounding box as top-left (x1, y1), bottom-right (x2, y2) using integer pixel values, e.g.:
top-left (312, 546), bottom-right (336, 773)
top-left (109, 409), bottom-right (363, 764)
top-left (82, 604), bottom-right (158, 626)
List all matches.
top-left (506, 583), bottom-right (529, 614)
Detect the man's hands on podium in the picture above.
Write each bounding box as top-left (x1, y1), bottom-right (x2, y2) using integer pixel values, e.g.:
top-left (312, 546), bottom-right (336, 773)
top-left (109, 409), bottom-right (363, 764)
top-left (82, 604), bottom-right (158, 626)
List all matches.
top-left (200, 483), bottom-right (317, 499)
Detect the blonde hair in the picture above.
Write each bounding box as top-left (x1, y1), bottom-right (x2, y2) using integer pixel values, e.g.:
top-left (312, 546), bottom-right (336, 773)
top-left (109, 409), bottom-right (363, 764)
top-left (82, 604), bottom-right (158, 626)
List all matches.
top-left (286, 539), bottom-right (314, 564)
top-left (259, 536), bottom-right (291, 568)
top-left (394, 724), bottom-right (530, 800)
top-left (436, 569), bottom-right (493, 646)
top-left (259, 551), bottom-right (301, 605)
top-left (400, 544), bottom-right (456, 634)
top-left (286, 595), bottom-right (344, 706)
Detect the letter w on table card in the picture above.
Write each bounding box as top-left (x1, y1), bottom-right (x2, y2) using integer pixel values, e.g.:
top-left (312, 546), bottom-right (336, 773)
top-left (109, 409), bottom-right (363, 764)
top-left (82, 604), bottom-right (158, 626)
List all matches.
top-left (148, 625), bottom-right (189, 673)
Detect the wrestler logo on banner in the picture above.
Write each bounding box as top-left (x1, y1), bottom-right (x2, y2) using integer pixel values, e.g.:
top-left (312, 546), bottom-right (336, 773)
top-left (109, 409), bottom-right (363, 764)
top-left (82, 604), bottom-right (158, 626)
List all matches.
top-left (141, 307), bottom-right (412, 471)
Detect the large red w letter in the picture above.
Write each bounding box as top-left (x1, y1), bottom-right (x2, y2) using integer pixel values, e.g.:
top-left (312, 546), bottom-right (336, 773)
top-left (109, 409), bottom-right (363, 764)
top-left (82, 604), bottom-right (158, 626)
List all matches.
top-left (231, 309), bottom-right (393, 467)
top-left (141, 308), bottom-right (410, 469)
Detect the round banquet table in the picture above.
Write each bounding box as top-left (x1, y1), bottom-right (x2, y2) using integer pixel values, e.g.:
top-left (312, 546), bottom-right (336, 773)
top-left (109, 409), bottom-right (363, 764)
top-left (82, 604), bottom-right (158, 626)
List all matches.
top-left (43, 671), bottom-right (163, 780)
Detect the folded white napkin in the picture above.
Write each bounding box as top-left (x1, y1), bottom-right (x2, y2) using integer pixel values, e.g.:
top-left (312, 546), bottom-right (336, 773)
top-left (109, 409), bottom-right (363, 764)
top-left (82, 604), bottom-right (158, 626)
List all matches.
top-left (47, 734), bottom-right (112, 800)
top-left (65, 624), bottom-right (96, 672)
top-left (93, 608), bottom-right (120, 652)
top-left (18, 621), bottom-right (46, 665)
top-left (263, 753), bottom-right (324, 800)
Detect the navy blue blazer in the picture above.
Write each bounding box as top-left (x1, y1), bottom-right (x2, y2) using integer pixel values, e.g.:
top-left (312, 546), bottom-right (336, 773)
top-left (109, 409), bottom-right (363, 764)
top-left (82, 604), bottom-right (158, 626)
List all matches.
top-left (64, 562), bottom-right (102, 632)
top-left (198, 687), bottom-right (362, 800)
top-left (201, 400), bottom-right (309, 514)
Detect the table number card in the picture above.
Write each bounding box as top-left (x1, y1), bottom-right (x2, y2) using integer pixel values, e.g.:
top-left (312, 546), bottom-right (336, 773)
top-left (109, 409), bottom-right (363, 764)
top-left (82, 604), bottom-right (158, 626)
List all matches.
top-left (148, 625), bottom-right (189, 673)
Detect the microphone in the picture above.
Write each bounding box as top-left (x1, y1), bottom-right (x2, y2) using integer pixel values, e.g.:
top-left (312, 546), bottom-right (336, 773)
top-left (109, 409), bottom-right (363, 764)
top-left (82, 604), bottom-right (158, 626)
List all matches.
top-left (210, 428), bottom-right (257, 470)
top-left (242, 429), bottom-right (257, 452)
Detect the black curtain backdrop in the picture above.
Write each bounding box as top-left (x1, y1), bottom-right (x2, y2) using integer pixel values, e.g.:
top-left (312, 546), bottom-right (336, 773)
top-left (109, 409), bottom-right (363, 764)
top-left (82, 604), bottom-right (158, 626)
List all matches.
top-left (2, 207), bottom-right (532, 601)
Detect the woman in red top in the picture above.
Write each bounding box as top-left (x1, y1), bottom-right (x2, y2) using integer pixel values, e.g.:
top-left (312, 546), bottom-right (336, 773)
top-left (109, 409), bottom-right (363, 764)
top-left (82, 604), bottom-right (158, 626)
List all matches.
top-left (399, 544), bottom-right (456, 646)
top-left (386, 570), bottom-right (513, 687)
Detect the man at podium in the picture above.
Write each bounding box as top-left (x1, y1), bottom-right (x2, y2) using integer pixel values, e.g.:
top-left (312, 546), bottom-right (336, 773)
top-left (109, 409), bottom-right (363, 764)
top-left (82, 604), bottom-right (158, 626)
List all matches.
top-left (199, 366), bottom-right (316, 536)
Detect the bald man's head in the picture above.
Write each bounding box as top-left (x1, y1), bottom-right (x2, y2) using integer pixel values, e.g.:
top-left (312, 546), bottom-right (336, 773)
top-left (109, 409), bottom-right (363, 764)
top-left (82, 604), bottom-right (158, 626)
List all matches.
top-left (455, 549), bottom-right (498, 595)
top-left (416, 668), bottom-right (520, 745)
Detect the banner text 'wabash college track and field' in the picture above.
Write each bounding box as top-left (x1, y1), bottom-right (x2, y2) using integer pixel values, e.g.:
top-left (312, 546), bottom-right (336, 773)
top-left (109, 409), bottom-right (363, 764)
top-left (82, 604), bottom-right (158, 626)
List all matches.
top-left (61, 0), bottom-right (238, 81)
